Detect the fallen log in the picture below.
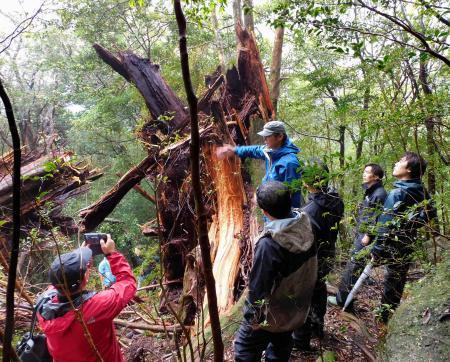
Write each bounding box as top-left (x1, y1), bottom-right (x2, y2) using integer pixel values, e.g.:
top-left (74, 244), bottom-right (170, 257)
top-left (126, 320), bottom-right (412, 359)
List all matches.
top-left (79, 155), bottom-right (156, 231)
top-left (114, 318), bottom-right (182, 333)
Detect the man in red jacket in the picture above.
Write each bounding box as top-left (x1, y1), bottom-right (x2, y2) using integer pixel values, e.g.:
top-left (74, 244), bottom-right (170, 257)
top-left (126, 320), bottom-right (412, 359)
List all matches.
top-left (37, 235), bottom-right (136, 361)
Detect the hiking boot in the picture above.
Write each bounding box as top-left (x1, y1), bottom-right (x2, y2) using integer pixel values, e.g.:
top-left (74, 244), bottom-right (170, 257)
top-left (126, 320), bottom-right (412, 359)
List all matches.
top-left (292, 340), bottom-right (316, 352)
top-left (327, 296), bottom-right (340, 306)
top-left (328, 296), bottom-right (356, 313)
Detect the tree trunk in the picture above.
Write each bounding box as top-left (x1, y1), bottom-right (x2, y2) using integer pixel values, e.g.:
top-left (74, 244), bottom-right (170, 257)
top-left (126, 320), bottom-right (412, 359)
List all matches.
top-left (232, 0), bottom-right (243, 42)
top-left (269, 26), bottom-right (284, 115)
top-left (174, 1), bottom-right (225, 358)
top-left (418, 56), bottom-right (436, 195)
top-left (243, 0), bottom-right (254, 32)
top-left (0, 78), bottom-right (21, 362)
top-left (83, 24), bottom-right (272, 325)
top-left (211, 6), bottom-right (226, 71)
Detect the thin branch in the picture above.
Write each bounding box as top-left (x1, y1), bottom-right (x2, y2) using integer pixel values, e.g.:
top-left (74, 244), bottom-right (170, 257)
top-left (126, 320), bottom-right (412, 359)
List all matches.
top-left (0, 2), bottom-right (45, 54)
top-left (173, 1), bottom-right (224, 361)
top-left (355, 0), bottom-right (450, 67)
top-left (0, 78), bottom-right (21, 362)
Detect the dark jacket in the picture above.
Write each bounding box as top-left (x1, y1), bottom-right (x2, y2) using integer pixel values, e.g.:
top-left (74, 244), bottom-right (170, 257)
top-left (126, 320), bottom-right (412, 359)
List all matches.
top-left (372, 179), bottom-right (436, 260)
top-left (243, 211), bottom-right (317, 333)
top-left (301, 188), bottom-right (344, 274)
top-left (354, 181), bottom-right (387, 252)
top-left (234, 138), bottom-right (303, 207)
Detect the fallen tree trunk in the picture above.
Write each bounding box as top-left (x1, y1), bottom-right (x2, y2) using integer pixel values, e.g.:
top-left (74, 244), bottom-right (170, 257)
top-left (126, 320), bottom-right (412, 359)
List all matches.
top-left (82, 24), bottom-right (273, 324)
top-left (114, 319), bottom-right (182, 333)
top-left (79, 155), bottom-right (155, 231)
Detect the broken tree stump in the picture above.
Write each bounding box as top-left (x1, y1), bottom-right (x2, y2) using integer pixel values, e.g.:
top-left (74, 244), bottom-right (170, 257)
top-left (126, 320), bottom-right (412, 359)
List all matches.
top-left (81, 24), bottom-right (274, 322)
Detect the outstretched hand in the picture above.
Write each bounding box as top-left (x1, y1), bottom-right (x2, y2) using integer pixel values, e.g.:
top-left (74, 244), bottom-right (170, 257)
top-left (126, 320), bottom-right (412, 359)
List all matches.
top-left (216, 144), bottom-right (235, 160)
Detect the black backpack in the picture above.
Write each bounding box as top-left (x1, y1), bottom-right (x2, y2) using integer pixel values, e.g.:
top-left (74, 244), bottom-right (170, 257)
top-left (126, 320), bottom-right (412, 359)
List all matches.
top-left (16, 289), bottom-right (96, 361)
top-left (16, 291), bottom-right (53, 361)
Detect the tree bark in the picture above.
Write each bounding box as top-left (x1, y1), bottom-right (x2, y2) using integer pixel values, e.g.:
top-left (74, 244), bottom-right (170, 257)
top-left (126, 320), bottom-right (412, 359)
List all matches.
top-left (269, 26), bottom-right (285, 115)
top-left (243, 0), bottom-right (254, 32)
top-left (79, 155), bottom-right (155, 231)
top-left (211, 6), bottom-right (226, 72)
top-left (418, 57), bottom-right (436, 195)
top-left (232, 0), bottom-right (243, 42)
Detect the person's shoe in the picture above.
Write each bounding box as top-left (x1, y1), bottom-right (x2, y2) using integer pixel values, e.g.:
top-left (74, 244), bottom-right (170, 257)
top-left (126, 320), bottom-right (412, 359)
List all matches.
top-left (327, 296), bottom-right (339, 306)
top-left (292, 340), bottom-right (316, 352)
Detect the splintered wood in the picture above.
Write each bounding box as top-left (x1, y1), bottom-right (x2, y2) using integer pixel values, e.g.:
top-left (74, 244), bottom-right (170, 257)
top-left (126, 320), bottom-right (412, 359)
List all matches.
top-left (82, 23), bottom-right (274, 322)
top-left (204, 144), bottom-right (246, 311)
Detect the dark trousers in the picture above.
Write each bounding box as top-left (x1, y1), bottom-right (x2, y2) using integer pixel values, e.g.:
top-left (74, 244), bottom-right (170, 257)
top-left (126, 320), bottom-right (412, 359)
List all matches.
top-left (336, 258), bottom-right (365, 306)
top-left (293, 243), bottom-right (334, 345)
top-left (234, 322), bottom-right (293, 362)
top-left (336, 240), bottom-right (367, 306)
top-left (379, 261), bottom-right (410, 321)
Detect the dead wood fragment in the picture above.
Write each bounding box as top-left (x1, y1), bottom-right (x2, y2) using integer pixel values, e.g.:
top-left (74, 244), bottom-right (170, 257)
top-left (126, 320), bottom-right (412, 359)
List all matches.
top-left (93, 43), bottom-right (189, 132)
top-left (114, 318), bottom-right (182, 333)
top-left (79, 155), bottom-right (156, 231)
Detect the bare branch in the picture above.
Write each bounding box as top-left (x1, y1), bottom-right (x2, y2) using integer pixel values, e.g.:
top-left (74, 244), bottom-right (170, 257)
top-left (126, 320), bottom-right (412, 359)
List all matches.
top-left (0, 2), bottom-right (45, 54)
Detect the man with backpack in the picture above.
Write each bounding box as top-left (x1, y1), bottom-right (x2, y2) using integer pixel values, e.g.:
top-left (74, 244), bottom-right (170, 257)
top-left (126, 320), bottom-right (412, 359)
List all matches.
top-left (37, 234), bottom-right (136, 361)
top-left (292, 160), bottom-right (344, 350)
top-left (234, 181), bottom-right (317, 361)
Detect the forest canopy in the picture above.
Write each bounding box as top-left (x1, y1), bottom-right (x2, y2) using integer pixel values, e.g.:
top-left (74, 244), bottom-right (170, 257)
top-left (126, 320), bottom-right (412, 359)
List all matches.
top-left (0, 0), bottom-right (449, 360)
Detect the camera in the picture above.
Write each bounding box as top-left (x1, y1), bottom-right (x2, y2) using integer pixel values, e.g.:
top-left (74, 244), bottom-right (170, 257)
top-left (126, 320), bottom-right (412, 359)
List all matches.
top-left (83, 233), bottom-right (108, 256)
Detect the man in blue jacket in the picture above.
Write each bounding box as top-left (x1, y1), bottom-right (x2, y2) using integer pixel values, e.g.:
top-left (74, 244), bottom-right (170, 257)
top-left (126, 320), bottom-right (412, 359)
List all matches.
top-left (371, 152), bottom-right (436, 322)
top-left (216, 120), bottom-right (303, 207)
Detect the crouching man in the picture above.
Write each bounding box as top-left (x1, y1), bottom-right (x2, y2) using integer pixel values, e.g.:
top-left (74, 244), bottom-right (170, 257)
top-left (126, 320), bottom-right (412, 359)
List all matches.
top-left (234, 181), bottom-right (317, 361)
top-left (37, 234), bottom-right (137, 361)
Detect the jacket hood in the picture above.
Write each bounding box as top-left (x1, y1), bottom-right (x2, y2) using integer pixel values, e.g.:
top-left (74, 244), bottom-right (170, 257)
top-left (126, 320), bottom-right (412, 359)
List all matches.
top-left (308, 189), bottom-right (344, 214)
top-left (262, 210), bottom-right (314, 253)
top-left (394, 179), bottom-right (424, 192)
top-left (266, 138), bottom-right (300, 160)
top-left (38, 290), bottom-right (96, 333)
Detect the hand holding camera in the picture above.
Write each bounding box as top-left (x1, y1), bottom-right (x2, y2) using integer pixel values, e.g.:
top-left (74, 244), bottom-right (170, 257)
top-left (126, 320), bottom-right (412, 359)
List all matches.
top-left (83, 233), bottom-right (116, 256)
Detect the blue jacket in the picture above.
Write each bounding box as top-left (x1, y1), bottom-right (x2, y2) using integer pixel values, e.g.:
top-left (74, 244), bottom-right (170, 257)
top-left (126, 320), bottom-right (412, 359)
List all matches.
top-left (234, 138), bottom-right (303, 207)
top-left (372, 179), bottom-right (434, 259)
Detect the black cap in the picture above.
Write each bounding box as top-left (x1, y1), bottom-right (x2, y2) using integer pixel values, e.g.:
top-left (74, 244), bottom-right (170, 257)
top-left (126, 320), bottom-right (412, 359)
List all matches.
top-left (49, 247), bottom-right (92, 292)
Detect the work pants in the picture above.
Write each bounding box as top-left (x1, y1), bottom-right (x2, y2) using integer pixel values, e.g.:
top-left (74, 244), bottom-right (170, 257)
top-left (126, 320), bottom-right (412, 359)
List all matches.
top-left (380, 261), bottom-right (411, 321)
top-left (293, 242), bottom-right (334, 345)
top-left (234, 322), bottom-right (293, 362)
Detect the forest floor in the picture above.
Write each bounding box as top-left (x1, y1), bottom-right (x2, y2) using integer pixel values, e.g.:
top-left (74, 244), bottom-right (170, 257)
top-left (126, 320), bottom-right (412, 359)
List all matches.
top-left (124, 266), bottom-right (406, 361)
top-left (289, 270), bottom-right (387, 362)
top-left (122, 261), bottom-right (434, 362)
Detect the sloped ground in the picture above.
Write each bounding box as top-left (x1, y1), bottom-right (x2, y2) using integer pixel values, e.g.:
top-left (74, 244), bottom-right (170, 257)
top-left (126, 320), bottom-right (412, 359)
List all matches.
top-left (123, 259), bottom-right (450, 361)
top-left (380, 253), bottom-right (450, 362)
top-left (290, 270), bottom-right (386, 362)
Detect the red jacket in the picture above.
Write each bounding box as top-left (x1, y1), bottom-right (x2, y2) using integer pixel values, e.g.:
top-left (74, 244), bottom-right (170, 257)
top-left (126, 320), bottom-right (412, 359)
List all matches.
top-left (38, 252), bottom-right (137, 362)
